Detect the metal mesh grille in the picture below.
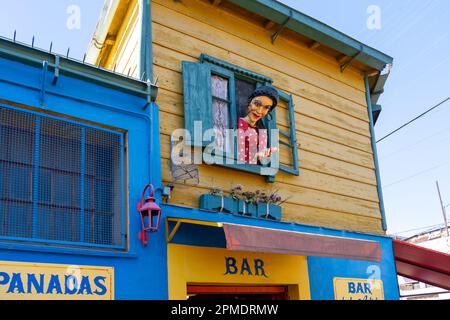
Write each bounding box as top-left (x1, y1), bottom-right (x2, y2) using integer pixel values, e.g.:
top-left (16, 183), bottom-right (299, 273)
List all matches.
top-left (84, 128), bottom-right (122, 246)
top-left (0, 108), bottom-right (35, 239)
top-left (0, 106), bottom-right (124, 249)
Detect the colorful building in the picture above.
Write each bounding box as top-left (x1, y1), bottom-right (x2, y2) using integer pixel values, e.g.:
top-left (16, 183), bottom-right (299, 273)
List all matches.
top-left (0, 0), bottom-right (401, 300)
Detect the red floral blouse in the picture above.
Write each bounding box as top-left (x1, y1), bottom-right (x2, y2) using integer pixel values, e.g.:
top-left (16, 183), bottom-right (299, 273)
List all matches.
top-left (237, 118), bottom-right (268, 164)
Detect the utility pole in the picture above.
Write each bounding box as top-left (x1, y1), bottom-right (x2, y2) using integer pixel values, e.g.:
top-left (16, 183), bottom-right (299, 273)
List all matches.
top-left (435, 181), bottom-right (449, 237)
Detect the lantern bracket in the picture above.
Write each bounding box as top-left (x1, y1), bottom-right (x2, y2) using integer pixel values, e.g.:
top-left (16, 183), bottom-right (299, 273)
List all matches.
top-left (137, 183), bottom-right (162, 246)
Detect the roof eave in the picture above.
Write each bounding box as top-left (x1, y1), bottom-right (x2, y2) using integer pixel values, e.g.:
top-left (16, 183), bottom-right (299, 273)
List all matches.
top-left (0, 37), bottom-right (157, 101)
top-left (85, 0), bottom-right (121, 65)
top-left (228, 0), bottom-right (393, 71)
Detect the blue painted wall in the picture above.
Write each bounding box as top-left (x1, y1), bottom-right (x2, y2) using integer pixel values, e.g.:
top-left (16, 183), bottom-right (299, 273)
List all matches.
top-left (0, 50), bottom-right (400, 300)
top-left (307, 237), bottom-right (400, 300)
top-left (0, 54), bottom-right (166, 299)
top-left (162, 204), bottom-right (400, 300)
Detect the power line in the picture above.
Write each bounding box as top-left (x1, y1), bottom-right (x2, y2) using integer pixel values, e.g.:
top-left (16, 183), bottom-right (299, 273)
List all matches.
top-left (383, 158), bottom-right (450, 188)
top-left (376, 97), bottom-right (450, 144)
top-left (390, 223), bottom-right (443, 236)
top-left (381, 126), bottom-right (450, 160)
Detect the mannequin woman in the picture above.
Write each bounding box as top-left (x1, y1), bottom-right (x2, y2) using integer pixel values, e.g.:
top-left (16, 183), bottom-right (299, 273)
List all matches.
top-left (237, 86), bottom-right (279, 164)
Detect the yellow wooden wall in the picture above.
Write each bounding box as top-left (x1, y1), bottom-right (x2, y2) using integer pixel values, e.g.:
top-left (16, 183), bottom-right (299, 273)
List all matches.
top-left (105, 0), bottom-right (383, 235)
top-left (105, 0), bottom-right (140, 78)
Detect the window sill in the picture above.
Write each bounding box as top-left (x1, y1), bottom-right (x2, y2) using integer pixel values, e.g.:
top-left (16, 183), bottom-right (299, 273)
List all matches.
top-left (0, 241), bottom-right (137, 259)
top-left (217, 162), bottom-right (276, 182)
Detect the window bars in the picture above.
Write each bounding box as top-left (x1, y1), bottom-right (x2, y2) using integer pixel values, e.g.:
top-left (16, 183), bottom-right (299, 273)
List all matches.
top-left (0, 105), bottom-right (125, 249)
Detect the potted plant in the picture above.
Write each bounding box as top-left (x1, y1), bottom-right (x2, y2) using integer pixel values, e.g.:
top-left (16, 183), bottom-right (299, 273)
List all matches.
top-left (256, 190), bottom-right (283, 221)
top-left (199, 186), bottom-right (284, 221)
top-left (238, 191), bottom-right (258, 217)
top-left (199, 187), bottom-right (235, 213)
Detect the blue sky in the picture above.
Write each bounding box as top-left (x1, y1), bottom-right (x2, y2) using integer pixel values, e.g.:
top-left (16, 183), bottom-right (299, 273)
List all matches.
top-left (1, 0), bottom-right (449, 237)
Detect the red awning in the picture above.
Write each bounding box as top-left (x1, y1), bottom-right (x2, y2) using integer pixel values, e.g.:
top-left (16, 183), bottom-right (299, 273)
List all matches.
top-left (223, 223), bottom-right (382, 262)
top-left (393, 239), bottom-right (450, 290)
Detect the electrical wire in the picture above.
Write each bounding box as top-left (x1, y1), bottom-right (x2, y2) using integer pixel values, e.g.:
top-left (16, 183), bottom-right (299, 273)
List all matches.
top-left (376, 97), bottom-right (450, 143)
top-left (383, 158), bottom-right (450, 188)
top-left (390, 223), bottom-right (443, 236)
top-left (381, 127), bottom-right (450, 160)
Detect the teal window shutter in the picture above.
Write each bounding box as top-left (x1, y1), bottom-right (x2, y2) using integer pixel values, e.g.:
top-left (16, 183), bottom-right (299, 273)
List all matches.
top-left (182, 55), bottom-right (300, 179)
top-left (263, 93), bottom-right (278, 182)
top-left (182, 61), bottom-right (212, 147)
top-left (277, 90), bottom-right (300, 176)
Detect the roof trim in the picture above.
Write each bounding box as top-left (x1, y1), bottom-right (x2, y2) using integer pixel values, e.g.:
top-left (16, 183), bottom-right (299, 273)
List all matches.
top-left (85, 0), bottom-right (121, 65)
top-left (0, 37), bottom-right (158, 101)
top-left (228, 0), bottom-right (393, 71)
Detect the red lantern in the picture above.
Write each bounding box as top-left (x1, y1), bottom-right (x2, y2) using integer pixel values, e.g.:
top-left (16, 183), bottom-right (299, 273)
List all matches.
top-left (137, 184), bottom-right (161, 246)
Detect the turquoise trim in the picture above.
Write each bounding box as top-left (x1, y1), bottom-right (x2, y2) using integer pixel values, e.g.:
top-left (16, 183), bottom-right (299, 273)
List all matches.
top-left (0, 37), bottom-right (157, 101)
top-left (202, 59), bottom-right (276, 181)
top-left (200, 54), bottom-right (273, 83)
top-left (140, 0), bottom-right (153, 82)
top-left (182, 61), bottom-right (213, 147)
top-left (364, 74), bottom-right (387, 231)
top-left (277, 89), bottom-right (299, 176)
top-left (228, 0), bottom-right (393, 71)
top-left (184, 55), bottom-right (299, 180)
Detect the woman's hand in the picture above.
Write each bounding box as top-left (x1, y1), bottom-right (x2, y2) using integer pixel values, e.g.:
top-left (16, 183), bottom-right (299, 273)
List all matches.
top-left (253, 147), bottom-right (278, 162)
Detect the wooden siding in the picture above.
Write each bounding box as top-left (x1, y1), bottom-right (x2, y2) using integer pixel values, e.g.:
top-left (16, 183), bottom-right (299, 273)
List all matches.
top-left (105, 0), bottom-right (383, 235)
top-left (105, 0), bottom-right (140, 78)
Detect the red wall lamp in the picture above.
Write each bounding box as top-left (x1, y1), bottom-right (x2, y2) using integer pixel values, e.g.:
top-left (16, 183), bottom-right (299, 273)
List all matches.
top-left (137, 184), bottom-right (162, 246)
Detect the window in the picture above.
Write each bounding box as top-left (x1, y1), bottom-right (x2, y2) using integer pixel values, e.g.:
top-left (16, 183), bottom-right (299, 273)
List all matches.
top-left (182, 54), bottom-right (299, 179)
top-left (0, 105), bottom-right (125, 250)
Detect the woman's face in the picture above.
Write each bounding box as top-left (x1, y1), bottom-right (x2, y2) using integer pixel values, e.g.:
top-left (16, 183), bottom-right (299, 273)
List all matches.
top-left (247, 96), bottom-right (273, 123)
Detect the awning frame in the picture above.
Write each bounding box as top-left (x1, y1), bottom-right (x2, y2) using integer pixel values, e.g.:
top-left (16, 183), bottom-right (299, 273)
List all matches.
top-left (165, 218), bottom-right (382, 262)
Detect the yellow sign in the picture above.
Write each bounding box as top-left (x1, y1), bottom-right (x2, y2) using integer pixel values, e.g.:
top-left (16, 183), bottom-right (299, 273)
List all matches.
top-left (167, 244), bottom-right (311, 300)
top-left (0, 261), bottom-right (114, 300)
top-left (333, 277), bottom-right (384, 300)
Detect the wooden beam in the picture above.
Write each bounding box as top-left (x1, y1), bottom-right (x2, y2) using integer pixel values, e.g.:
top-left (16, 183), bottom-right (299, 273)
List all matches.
top-left (337, 55), bottom-right (349, 65)
top-left (210, 0), bottom-right (222, 6)
top-left (309, 41), bottom-right (321, 50)
top-left (263, 19), bottom-right (276, 30)
top-left (367, 70), bottom-right (380, 77)
top-left (105, 35), bottom-right (116, 46)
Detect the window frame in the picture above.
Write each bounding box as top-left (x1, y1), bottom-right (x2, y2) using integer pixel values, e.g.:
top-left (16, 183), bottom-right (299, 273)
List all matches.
top-left (202, 56), bottom-right (279, 180)
top-left (183, 54), bottom-right (300, 181)
top-left (0, 104), bottom-right (127, 251)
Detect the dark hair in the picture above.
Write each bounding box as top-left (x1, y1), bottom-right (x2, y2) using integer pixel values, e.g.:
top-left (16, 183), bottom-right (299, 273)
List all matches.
top-left (247, 85), bottom-right (279, 112)
top-left (247, 85), bottom-right (279, 131)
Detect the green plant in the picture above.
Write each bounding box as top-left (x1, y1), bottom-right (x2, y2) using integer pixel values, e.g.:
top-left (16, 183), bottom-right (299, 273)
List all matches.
top-left (230, 185), bottom-right (243, 201)
top-left (268, 190), bottom-right (283, 205)
top-left (207, 186), bottom-right (286, 206)
top-left (242, 191), bottom-right (257, 205)
top-left (209, 187), bottom-right (224, 197)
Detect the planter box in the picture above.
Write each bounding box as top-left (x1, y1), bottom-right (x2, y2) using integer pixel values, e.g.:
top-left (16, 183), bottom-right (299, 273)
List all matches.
top-left (257, 203), bottom-right (282, 221)
top-left (237, 200), bottom-right (257, 217)
top-left (199, 194), bottom-right (236, 213)
top-left (199, 194), bottom-right (282, 221)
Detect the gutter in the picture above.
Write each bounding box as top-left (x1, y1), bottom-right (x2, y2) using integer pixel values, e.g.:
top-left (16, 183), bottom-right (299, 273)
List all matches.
top-left (364, 73), bottom-right (387, 232)
top-left (0, 37), bottom-right (158, 101)
top-left (138, 0), bottom-right (162, 200)
top-left (85, 0), bottom-right (120, 65)
top-left (139, 0), bottom-right (153, 82)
